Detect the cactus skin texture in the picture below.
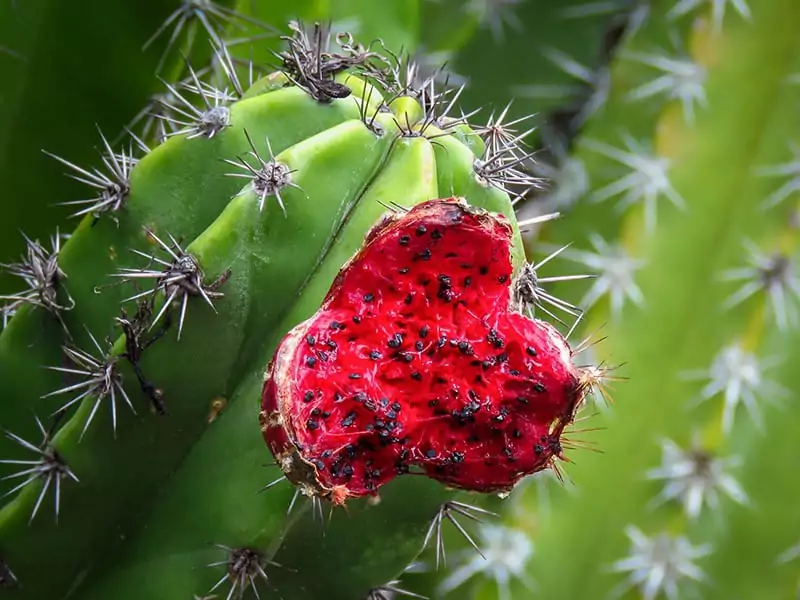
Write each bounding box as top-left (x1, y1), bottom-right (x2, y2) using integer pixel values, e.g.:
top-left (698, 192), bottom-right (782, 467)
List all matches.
top-left (0, 14), bottom-right (595, 600)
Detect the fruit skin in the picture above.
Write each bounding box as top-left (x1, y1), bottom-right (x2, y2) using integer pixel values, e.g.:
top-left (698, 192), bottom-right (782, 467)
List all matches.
top-left (261, 198), bottom-right (583, 505)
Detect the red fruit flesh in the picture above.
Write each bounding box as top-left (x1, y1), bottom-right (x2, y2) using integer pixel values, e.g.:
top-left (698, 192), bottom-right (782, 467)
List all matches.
top-left (261, 198), bottom-right (583, 504)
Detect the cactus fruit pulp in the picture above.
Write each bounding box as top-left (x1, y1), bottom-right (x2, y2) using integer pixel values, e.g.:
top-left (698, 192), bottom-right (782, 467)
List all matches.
top-left (262, 198), bottom-right (583, 505)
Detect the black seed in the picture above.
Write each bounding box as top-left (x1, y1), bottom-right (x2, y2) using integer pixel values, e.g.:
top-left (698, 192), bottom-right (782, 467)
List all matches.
top-left (437, 274), bottom-right (454, 302)
top-left (387, 333), bottom-right (403, 348)
top-left (321, 450), bottom-right (333, 458)
top-left (513, 429), bottom-right (522, 438)
top-left (404, 293), bottom-right (413, 305)
top-left (487, 328), bottom-right (504, 349)
top-left (327, 340), bottom-right (337, 350)
top-left (353, 392), bottom-right (367, 403)
top-left (399, 352), bottom-right (414, 363)
top-left (533, 382), bottom-right (547, 393)
top-left (369, 350), bottom-right (381, 360)
top-left (419, 325), bottom-right (429, 338)
top-left (534, 444), bottom-right (544, 455)
top-left (435, 376), bottom-right (447, 384)
top-left (330, 321), bottom-right (343, 330)
top-left (352, 315), bottom-right (362, 324)
top-left (317, 350), bottom-right (329, 362)
top-left (398, 267), bottom-right (409, 274)
top-left (315, 460), bottom-right (325, 470)
top-left (481, 360), bottom-right (493, 370)
top-left (391, 401), bottom-right (401, 411)
top-left (349, 373), bottom-right (362, 380)
top-left (457, 341), bottom-right (474, 356)
top-left (416, 225), bottom-right (427, 236)
top-left (379, 429), bottom-right (390, 438)
top-left (334, 391), bottom-right (343, 402)
top-left (426, 449), bottom-right (436, 458)
top-left (526, 346), bottom-right (538, 357)
top-left (437, 335), bottom-right (447, 348)
top-left (341, 411), bottom-right (357, 427)
top-left (386, 420), bottom-right (398, 431)
top-left (311, 408), bottom-right (321, 417)
top-left (306, 419), bottom-right (319, 430)
top-left (418, 248), bottom-right (431, 261)
top-left (303, 391), bottom-right (314, 403)
top-left (497, 352), bottom-right (509, 363)
top-left (464, 276), bottom-right (472, 287)
top-left (321, 411), bottom-right (331, 419)
top-left (343, 465), bottom-right (354, 477)
top-left (306, 335), bottom-right (316, 346)
top-left (374, 419), bottom-right (385, 428)
top-left (498, 274), bottom-right (508, 283)
top-left (479, 266), bottom-right (489, 275)
top-left (445, 252), bottom-right (457, 258)
top-left (399, 235), bottom-right (410, 246)
top-left (410, 371), bottom-right (422, 381)
top-left (366, 424), bottom-right (375, 432)
top-left (415, 341), bottom-right (424, 351)
top-left (345, 444), bottom-right (357, 458)
top-left (364, 399), bottom-right (377, 411)
top-left (451, 451), bottom-right (465, 463)
top-left (493, 407), bottom-right (509, 422)
top-left (510, 369), bottom-right (520, 376)
top-left (364, 293), bottom-right (374, 303)
top-left (306, 356), bottom-right (317, 367)
top-left (452, 397), bottom-right (480, 422)
top-left (517, 396), bottom-right (529, 404)
top-left (387, 410), bottom-right (398, 419)
top-left (428, 399), bottom-right (438, 407)
top-left (431, 229), bottom-right (442, 240)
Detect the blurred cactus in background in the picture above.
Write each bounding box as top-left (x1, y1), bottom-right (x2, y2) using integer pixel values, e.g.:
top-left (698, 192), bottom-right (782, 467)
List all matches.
top-left (1, 0), bottom-right (800, 599)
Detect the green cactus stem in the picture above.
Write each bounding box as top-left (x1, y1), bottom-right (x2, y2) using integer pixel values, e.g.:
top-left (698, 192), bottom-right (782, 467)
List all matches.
top-left (0, 20), bottom-right (586, 600)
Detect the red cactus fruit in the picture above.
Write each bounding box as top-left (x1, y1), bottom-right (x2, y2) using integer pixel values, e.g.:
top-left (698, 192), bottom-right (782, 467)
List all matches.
top-left (260, 198), bottom-right (584, 505)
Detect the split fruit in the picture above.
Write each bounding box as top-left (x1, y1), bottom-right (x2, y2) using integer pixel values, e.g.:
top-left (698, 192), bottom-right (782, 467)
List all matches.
top-left (261, 198), bottom-right (584, 505)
